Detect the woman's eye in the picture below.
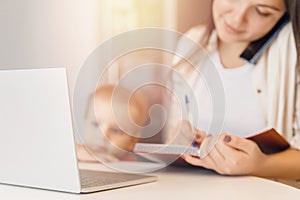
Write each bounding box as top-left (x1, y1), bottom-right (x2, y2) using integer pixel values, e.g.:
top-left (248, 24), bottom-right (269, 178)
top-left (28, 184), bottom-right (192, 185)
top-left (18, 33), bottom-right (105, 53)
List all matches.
top-left (255, 8), bottom-right (271, 17)
top-left (111, 128), bottom-right (122, 135)
top-left (91, 121), bottom-right (99, 128)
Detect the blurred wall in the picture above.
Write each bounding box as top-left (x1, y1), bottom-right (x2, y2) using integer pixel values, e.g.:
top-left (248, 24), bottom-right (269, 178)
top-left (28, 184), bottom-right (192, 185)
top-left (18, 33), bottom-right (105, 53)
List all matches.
top-left (0, 0), bottom-right (212, 141)
top-left (177, 0), bottom-right (213, 33)
top-left (0, 0), bottom-right (102, 94)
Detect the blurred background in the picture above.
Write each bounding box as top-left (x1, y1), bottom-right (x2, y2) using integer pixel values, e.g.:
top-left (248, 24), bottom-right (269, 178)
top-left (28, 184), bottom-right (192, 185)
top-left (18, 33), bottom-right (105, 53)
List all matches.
top-left (0, 0), bottom-right (212, 141)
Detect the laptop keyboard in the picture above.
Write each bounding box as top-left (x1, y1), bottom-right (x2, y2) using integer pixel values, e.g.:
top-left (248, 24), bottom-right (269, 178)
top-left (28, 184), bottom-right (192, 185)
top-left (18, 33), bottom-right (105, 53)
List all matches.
top-left (79, 169), bottom-right (151, 189)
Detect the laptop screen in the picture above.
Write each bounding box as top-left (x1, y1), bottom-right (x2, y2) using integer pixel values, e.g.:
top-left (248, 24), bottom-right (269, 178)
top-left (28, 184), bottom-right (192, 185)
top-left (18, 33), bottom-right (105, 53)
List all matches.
top-left (0, 68), bottom-right (81, 193)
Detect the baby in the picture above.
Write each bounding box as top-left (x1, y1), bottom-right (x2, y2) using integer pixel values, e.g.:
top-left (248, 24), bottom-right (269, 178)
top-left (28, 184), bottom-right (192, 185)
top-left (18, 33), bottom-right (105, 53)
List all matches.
top-left (76, 84), bottom-right (149, 162)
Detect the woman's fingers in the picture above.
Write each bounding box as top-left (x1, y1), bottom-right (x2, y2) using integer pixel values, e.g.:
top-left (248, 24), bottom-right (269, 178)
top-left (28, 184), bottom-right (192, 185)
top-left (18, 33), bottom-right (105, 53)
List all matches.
top-left (183, 154), bottom-right (215, 171)
top-left (194, 129), bottom-right (206, 145)
top-left (221, 134), bottom-right (255, 154)
top-left (208, 142), bottom-right (226, 161)
top-left (171, 120), bottom-right (206, 146)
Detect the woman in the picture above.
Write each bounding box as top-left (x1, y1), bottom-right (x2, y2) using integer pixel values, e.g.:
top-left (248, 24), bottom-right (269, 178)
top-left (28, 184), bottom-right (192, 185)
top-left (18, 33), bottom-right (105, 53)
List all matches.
top-left (170, 0), bottom-right (300, 180)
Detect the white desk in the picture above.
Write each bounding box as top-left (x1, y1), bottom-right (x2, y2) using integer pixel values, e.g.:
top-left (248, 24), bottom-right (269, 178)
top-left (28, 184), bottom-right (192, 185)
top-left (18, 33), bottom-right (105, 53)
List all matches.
top-left (1, 162), bottom-right (299, 200)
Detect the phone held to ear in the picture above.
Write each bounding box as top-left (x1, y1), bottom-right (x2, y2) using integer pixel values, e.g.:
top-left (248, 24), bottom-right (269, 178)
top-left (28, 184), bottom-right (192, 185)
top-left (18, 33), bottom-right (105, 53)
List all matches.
top-left (240, 12), bottom-right (290, 64)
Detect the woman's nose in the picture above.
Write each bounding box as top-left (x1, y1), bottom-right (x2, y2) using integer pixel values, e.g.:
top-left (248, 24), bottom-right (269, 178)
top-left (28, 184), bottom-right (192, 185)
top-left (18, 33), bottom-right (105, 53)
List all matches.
top-left (100, 125), bottom-right (111, 139)
top-left (227, 5), bottom-right (249, 28)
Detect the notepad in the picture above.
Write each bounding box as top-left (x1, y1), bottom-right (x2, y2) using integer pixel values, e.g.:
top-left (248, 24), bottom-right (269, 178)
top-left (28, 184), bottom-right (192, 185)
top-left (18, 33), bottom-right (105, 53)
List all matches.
top-left (134, 135), bottom-right (220, 159)
top-left (134, 128), bottom-right (290, 159)
top-left (246, 128), bottom-right (290, 154)
top-left (134, 143), bottom-right (200, 157)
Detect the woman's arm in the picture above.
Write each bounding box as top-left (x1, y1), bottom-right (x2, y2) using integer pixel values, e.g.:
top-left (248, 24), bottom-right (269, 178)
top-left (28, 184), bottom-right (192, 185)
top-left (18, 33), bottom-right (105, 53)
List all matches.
top-left (253, 148), bottom-right (300, 180)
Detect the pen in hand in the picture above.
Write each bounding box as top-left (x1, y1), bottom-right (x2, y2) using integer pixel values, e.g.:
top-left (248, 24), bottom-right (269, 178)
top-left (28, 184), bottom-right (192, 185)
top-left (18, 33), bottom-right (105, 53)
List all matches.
top-left (184, 95), bottom-right (199, 148)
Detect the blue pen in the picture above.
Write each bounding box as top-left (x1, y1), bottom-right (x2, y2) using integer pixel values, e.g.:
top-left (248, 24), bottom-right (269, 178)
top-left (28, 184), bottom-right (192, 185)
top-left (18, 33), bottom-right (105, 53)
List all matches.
top-left (185, 95), bottom-right (198, 148)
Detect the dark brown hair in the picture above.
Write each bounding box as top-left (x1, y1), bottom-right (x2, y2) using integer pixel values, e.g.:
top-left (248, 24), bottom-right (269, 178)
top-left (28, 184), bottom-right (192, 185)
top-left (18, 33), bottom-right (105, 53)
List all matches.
top-left (285, 0), bottom-right (300, 67)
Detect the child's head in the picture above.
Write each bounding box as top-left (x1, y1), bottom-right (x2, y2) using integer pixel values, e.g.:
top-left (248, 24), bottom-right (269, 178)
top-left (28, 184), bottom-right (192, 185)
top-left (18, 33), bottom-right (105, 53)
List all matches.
top-left (92, 84), bottom-right (149, 154)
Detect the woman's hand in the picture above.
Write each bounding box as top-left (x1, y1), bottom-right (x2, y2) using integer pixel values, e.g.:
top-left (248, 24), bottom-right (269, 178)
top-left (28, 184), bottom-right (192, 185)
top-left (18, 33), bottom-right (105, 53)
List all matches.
top-left (183, 134), bottom-right (269, 176)
top-left (167, 120), bottom-right (206, 146)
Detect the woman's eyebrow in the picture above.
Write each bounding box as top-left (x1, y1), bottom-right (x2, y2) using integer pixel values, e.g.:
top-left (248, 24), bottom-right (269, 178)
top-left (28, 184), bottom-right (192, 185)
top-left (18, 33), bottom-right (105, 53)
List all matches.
top-left (256, 4), bottom-right (283, 11)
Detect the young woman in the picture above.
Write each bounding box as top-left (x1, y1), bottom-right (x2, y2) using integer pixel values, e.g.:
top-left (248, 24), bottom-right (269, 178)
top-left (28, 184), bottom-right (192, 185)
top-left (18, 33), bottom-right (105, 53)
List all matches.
top-left (170, 0), bottom-right (300, 180)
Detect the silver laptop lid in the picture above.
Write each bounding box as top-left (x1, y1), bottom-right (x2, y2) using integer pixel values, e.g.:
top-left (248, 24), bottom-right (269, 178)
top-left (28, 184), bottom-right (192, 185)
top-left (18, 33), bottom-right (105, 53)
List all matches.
top-left (0, 68), bottom-right (81, 193)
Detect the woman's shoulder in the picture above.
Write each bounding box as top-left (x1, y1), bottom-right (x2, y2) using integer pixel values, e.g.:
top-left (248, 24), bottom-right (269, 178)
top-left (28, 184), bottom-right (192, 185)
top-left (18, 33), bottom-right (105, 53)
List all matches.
top-left (260, 22), bottom-right (296, 65)
top-left (279, 22), bottom-right (293, 37)
top-left (270, 22), bottom-right (295, 51)
top-left (172, 25), bottom-right (215, 65)
top-left (180, 24), bottom-right (214, 47)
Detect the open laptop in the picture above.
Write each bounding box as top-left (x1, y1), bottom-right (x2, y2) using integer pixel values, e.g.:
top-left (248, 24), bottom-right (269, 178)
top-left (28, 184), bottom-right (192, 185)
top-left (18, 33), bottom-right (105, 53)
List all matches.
top-left (0, 68), bottom-right (157, 193)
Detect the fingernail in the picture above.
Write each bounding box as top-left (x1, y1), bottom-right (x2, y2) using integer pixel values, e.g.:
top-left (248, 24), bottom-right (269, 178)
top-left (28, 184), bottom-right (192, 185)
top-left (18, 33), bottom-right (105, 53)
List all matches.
top-left (195, 134), bottom-right (201, 139)
top-left (192, 141), bottom-right (198, 147)
top-left (223, 135), bottom-right (231, 143)
top-left (181, 154), bottom-right (187, 159)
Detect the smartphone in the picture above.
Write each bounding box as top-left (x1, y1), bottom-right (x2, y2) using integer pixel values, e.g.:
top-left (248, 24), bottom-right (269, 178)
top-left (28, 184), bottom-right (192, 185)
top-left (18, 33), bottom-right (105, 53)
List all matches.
top-left (240, 12), bottom-right (290, 64)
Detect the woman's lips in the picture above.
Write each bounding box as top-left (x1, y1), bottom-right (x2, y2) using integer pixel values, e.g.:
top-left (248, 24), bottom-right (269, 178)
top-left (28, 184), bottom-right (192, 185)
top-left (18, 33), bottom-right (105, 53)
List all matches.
top-left (224, 22), bottom-right (242, 34)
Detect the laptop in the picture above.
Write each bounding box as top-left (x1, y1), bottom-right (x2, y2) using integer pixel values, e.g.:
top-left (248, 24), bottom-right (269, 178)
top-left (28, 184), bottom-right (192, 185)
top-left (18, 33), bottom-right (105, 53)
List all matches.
top-left (0, 68), bottom-right (157, 193)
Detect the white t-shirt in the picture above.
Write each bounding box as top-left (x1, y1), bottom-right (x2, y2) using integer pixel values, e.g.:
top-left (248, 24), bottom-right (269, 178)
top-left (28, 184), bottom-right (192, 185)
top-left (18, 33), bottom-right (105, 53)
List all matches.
top-left (194, 51), bottom-right (266, 137)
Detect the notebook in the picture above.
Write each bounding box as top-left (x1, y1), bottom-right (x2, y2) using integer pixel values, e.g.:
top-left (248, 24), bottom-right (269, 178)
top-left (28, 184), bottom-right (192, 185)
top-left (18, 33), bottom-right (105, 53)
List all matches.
top-left (134, 128), bottom-right (290, 160)
top-left (0, 68), bottom-right (156, 193)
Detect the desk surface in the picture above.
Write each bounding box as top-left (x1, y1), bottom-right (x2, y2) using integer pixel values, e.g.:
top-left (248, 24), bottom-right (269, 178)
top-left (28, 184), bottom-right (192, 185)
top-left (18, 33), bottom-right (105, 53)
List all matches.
top-left (1, 162), bottom-right (299, 200)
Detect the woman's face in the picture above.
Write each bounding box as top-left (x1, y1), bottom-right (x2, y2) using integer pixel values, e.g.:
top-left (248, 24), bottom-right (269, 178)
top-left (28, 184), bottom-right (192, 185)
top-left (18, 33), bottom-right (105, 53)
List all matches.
top-left (213, 0), bottom-right (286, 44)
